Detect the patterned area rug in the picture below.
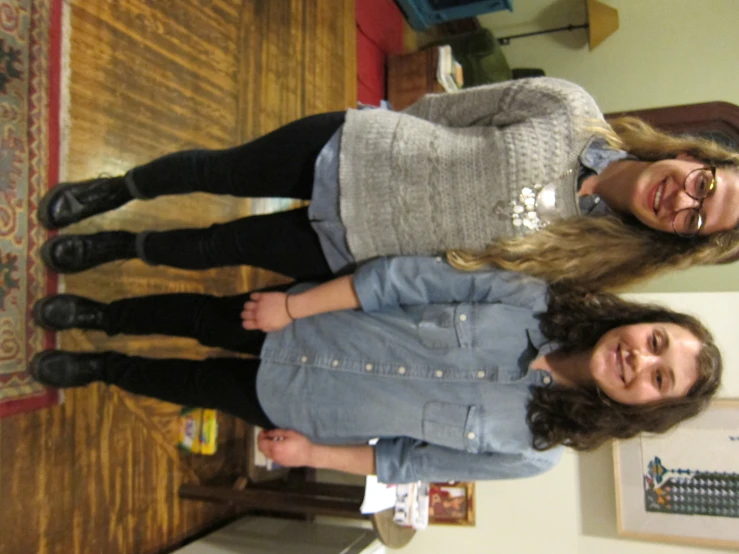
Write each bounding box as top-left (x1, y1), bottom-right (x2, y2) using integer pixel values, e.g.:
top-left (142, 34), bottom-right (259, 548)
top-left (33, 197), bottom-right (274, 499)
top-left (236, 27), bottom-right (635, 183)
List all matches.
top-left (0, 0), bottom-right (64, 417)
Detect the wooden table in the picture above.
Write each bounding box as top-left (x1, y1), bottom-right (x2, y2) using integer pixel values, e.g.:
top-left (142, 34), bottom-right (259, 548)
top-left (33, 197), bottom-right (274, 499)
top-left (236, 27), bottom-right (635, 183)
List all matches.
top-left (179, 478), bottom-right (416, 549)
top-left (371, 508), bottom-right (416, 549)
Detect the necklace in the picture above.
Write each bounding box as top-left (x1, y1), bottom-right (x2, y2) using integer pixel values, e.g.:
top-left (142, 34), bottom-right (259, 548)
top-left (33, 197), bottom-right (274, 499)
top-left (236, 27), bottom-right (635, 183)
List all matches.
top-left (494, 168), bottom-right (576, 232)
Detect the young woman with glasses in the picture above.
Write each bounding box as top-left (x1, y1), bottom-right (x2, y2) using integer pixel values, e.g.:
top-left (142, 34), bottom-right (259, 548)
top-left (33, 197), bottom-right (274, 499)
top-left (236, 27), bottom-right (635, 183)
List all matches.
top-left (37, 78), bottom-right (739, 290)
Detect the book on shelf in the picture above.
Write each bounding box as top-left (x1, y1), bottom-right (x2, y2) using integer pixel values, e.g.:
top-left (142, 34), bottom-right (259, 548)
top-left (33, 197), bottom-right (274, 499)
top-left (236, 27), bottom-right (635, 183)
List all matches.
top-left (436, 45), bottom-right (463, 92)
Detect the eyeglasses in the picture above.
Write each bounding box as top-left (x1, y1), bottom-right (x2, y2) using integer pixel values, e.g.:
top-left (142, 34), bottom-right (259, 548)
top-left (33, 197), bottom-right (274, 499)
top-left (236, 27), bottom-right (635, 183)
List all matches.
top-left (672, 166), bottom-right (717, 238)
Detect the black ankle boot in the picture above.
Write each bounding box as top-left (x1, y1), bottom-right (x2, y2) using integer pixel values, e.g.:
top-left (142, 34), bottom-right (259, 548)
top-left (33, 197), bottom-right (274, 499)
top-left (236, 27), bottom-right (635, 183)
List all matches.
top-left (37, 175), bottom-right (133, 230)
top-left (28, 350), bottom-right (116, 388)
top-left (40, 231), bottom-right (137, 273)
top-left (33, 294), bottom-right (107, 331)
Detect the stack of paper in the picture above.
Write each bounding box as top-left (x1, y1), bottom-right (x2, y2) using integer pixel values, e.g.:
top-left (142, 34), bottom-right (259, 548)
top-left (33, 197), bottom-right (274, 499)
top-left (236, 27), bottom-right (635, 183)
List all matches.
top-left (393, 481), bottom-right (430, 530)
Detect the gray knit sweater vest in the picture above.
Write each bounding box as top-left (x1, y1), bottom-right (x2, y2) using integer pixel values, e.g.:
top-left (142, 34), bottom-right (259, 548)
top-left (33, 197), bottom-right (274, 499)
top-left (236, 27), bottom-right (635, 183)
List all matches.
top-left (338, 77), bottom-right (604, 260)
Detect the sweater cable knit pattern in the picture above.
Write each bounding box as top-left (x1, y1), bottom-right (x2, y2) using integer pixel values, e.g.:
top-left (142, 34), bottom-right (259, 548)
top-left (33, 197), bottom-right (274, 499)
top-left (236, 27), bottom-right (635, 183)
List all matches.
top-left (338, 78), bottom-right (605, 260)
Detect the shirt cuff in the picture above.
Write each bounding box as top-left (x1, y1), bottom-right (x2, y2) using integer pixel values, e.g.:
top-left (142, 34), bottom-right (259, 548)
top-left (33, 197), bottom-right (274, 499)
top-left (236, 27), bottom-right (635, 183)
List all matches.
top-left (352, 258), bottom-right (391, 312)
top-left (374, 438), bottom-right (419, 484)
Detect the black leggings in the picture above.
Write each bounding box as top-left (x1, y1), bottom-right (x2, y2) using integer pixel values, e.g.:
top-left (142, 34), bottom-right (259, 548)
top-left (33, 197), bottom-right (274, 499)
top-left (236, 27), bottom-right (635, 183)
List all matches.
top-left (102, 354), bottom-right (273, 428)
top-left (99, 288), bottom-right (290, 427)
top-left (132, 112), bottom-right (345, 281)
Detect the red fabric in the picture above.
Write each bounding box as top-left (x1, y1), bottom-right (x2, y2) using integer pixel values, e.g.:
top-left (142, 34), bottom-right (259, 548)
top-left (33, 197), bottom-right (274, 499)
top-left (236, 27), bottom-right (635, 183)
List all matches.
top-left (356, 0), bottom-right (405, 105)
top-left (356, 27), bottom-right (386, 105)
top-left (357, 79), bottom-right (381, 107)
top-left (356, 0), bottom-right (405, 55)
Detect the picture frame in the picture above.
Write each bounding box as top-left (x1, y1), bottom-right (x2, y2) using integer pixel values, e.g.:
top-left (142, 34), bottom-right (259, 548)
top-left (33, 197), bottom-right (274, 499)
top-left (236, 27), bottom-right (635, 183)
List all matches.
top-left (428, 481), bottom-right (475, 526)
top-left (613, 399), bottom-right (739, 549)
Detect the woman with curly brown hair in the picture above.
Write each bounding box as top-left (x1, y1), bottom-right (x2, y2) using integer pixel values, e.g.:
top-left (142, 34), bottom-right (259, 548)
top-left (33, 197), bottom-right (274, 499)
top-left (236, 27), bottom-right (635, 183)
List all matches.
top-left (29, 256), bottom-right (722, 483)
top-left (38, 78), bottom-right (739, 290)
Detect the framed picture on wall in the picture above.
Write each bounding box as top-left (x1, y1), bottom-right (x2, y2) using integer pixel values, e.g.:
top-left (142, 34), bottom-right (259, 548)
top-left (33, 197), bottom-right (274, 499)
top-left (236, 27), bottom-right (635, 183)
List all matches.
top-left (613, 399), bottom-right (739, 549)
top-left (428, 481), bottom-right (475, 526)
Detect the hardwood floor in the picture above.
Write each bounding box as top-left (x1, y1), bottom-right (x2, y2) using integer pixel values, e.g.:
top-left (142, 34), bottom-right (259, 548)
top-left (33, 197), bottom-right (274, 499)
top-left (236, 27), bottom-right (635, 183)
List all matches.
top-left (0, 1), bottom-right (355, 553)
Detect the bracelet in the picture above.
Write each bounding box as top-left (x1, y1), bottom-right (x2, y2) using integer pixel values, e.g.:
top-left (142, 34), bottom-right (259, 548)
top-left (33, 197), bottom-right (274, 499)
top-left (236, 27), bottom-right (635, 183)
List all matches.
top-left (285, 294), bottom-right (295, 321)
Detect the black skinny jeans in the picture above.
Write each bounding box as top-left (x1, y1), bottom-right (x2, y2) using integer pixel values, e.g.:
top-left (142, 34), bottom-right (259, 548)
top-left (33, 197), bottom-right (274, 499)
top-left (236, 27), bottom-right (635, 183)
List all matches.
top-left (99, 288), bottom-right (291, 427)
top-left (132, 112), bottom-right (345, 281)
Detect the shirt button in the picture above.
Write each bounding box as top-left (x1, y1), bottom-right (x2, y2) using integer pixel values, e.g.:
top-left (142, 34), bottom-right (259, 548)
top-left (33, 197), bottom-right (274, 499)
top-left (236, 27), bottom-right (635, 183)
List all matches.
top-left (467, 432), bottom-right (476, 440)
top-left (332, 360), bottom-right (339, 367)
top-left (300, 356), bottom-right (308, 363)
top-left (459, 314), bottom-right (467, 322)
top-left (477, 371), bottom-right (485, 379)
top-left (542, 375), bottom-right (552, 385)
top-left (435, 370), bottom-right (443, 378)
top-left (365, 363), bottom-right (373, 371)
top-left (435, 256), bottom-right (442, 262)
top-left (398, 366), bottom-right (406, 375)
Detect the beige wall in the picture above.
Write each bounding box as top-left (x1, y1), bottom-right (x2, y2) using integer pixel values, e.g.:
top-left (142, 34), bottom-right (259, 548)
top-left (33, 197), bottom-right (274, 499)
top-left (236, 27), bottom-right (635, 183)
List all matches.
top-left (479, 0), bottom-right (739, 294)
top-left (399, 2), bottom-right (739, 552)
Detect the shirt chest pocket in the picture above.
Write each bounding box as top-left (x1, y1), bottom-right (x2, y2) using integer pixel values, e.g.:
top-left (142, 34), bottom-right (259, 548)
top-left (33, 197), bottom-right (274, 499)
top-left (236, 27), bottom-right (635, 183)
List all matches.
top-left (417, 305), bottom-right (473, 349)
top-left (422, 401), bottom-right (482, 453)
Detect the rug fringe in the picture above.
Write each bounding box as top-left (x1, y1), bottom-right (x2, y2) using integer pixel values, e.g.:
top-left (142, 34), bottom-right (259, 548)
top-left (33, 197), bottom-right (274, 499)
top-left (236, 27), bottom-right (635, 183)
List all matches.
top-left (56, 0), bottom-right (72, 301)
top-left (58, 0), bottom-right (72, 184)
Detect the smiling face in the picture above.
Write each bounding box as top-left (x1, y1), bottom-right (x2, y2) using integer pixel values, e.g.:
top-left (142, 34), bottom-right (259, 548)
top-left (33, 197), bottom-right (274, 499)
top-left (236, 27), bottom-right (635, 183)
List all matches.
top-left (588, 322), bottom-right (702, 405)
top-left (601, 156), bottom-right (739, 236)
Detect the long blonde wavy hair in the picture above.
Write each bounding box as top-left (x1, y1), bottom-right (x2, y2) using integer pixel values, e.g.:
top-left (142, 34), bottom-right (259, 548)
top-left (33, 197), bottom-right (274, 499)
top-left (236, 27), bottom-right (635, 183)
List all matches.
top-left (448, 117), bottom-right (739, 290)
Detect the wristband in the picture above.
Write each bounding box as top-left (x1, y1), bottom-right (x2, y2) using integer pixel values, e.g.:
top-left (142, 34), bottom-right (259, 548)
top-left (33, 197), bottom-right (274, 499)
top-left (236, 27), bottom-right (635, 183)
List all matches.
top-left (285, 294), bottom-right (295, 321)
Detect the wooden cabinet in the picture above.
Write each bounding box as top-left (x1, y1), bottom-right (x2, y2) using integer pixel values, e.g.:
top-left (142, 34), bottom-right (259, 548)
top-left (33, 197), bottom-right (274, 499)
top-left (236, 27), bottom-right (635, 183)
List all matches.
top-left (386, 48), bottom-right (444, 111)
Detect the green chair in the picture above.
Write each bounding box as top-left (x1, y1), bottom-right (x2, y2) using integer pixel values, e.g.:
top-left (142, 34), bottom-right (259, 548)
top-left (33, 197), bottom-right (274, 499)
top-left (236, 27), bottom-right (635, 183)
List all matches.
top-left (428, 28), bottom-right (544, 87)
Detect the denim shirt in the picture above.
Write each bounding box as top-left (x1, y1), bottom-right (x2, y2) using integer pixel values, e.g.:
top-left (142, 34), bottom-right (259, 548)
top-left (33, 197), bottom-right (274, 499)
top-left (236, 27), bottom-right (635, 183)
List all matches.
top-left (577, 136), bottom-right (632, 217)
top-left (256, 257), bottom-right (564, 484)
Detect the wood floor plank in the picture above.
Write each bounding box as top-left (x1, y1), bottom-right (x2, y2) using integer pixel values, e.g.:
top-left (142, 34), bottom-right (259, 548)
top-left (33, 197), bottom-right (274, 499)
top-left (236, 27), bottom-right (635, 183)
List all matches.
top-left (0, 1), bottom-right (356, 553)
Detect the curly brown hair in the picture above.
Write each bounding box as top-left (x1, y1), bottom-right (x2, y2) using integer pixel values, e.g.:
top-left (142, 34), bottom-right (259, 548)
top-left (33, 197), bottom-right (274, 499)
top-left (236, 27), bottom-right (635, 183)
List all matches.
top-left (526, 285), bottom-right (723, 451)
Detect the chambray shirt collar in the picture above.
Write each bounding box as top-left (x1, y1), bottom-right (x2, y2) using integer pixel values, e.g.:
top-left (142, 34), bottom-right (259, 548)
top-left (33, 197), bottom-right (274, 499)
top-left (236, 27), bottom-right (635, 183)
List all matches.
top-left (577, 136), bottom-right (634, 217)
top-left (525, 330), bottom-right (560, 387)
